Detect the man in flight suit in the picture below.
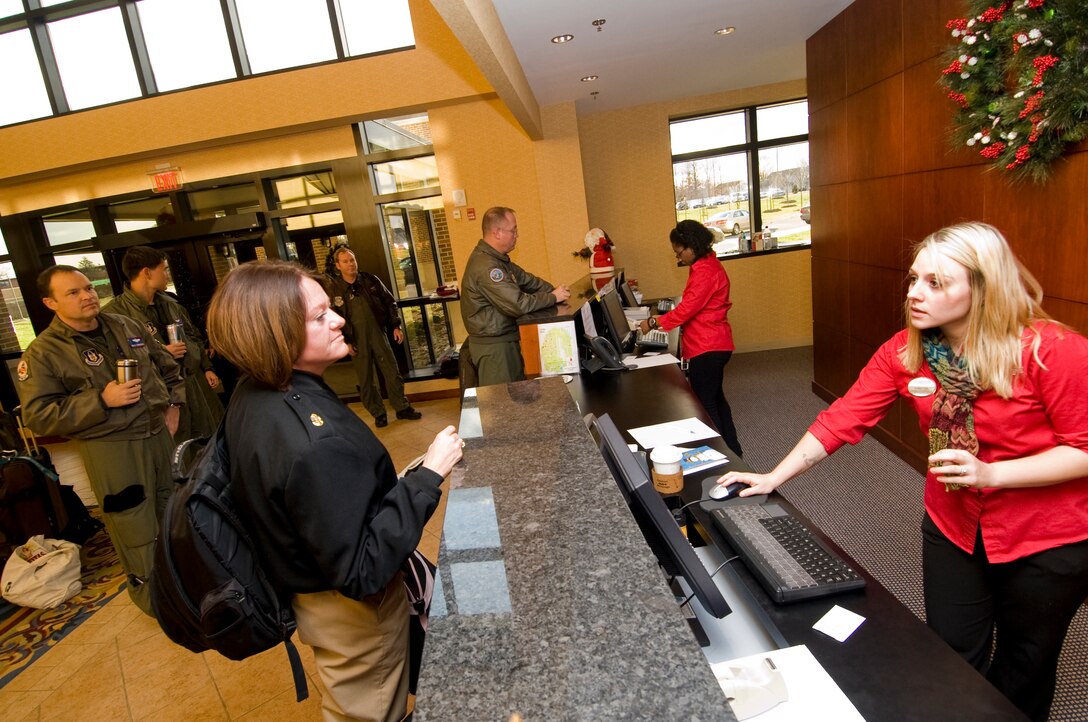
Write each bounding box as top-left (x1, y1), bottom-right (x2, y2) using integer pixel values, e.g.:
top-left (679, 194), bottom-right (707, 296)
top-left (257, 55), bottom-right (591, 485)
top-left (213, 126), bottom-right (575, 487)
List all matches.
top-left (459, 206), bottom-right (570, 386)
top-left (17, 266), bottom-right (185, 615)
top-left (103, 245), bottom-right (223, 442)
top-left (327, 245), bottom-right (421, 428)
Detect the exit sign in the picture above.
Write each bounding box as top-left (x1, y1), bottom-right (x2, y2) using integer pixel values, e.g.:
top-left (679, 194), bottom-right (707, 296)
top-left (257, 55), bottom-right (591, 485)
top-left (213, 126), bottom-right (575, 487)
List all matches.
top-left (149, 168), bottom-right (182, 193)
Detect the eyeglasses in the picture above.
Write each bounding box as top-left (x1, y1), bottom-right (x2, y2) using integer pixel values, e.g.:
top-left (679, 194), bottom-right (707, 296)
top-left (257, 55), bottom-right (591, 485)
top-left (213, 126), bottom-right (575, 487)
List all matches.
top-left (499, 226), bottom-right (519, 236)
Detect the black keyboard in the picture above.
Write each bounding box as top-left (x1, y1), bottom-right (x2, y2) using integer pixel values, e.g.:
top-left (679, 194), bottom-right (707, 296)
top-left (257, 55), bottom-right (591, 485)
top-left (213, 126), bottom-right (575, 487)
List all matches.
top-left (635, 328), bottom-right (669, 349)
top-left (710, 503), bottom-right (865, 603)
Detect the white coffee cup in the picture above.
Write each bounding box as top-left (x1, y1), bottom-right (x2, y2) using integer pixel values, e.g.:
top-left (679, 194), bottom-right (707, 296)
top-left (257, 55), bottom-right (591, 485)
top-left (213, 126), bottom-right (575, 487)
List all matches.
top-left (649, 445), bottom-right (683, 494)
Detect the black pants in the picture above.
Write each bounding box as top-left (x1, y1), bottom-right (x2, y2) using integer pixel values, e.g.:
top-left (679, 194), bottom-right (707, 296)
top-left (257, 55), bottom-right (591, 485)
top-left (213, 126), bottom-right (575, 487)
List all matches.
top-left (686, 350), bottom-right (742, 457)
top-left (922, 514), bottom-right (1088, 721)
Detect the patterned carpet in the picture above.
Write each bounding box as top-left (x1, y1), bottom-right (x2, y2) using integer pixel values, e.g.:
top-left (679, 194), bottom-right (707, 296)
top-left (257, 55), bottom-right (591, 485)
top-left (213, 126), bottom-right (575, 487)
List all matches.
top-left (0, 515), bottom-right (126, 688)
top-left (725, 346), bottom-right (1088, 722)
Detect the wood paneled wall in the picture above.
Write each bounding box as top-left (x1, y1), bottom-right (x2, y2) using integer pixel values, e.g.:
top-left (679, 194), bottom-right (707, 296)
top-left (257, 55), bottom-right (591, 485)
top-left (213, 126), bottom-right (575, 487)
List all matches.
top-left (807, 0), bottom-right (1088, 471)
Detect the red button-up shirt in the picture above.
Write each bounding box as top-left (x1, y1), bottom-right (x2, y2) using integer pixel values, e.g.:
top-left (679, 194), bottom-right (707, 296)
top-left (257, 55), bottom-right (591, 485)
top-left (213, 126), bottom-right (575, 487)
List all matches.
top-left (658, 254), bottom-right (734, 359)
top-left (809, 323), bottom-right (1088, 563)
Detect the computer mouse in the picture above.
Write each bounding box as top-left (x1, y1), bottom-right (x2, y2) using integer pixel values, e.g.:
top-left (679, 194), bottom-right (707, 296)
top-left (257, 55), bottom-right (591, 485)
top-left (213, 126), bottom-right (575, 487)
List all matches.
top-left (709, 481), bottom-right (747, 501)
top-left (719, 657), bottom-right (789, 720)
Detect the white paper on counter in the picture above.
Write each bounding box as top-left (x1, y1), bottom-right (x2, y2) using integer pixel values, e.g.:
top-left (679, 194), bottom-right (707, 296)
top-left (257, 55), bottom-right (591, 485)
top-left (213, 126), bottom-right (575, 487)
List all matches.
top-left (711, 645), bottom-right (864, 721)
top-left (625, 353), bottom-right (680, 369)
top-left (627, 417), bottom-right (719, 449)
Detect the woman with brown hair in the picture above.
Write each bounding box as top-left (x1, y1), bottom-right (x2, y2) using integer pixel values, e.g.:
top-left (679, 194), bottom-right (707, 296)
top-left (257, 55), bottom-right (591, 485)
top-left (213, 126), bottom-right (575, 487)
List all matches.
top-left (206, 261), bottom-right (462, 722)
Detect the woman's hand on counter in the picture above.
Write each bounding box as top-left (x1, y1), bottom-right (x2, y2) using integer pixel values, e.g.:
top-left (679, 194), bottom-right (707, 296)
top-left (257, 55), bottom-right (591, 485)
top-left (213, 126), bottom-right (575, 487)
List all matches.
top-left (552, 285), bottom-right (571, 304)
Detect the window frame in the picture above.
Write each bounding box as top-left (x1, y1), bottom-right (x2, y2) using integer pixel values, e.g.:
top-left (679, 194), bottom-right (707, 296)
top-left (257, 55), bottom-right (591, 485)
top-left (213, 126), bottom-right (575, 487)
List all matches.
top-left (670, 97), bottom-right (810, 257)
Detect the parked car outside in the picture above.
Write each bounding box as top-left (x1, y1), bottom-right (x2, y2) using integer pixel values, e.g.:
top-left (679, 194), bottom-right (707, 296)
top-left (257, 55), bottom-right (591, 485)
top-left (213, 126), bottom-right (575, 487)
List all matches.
top-left (800, 206), bottom-right (811, 224)
top-left (704, 209), bottom-right (751, 236)
top-left (675, 200), bottom-right (688, 211)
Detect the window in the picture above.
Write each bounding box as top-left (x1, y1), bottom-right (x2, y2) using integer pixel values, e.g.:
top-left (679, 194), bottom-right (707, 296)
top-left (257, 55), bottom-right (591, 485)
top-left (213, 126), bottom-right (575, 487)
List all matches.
top-left (370, 156), bottom-right (439, 195)
top-left (137, 0), bottom-right (236, 92)
top-left (0, 29), bottom-right (52, 126)
top-left (670, 99), bottom-right (810, 254)
top-left (340, 0), bottom-right (414, 57)
top-left (47, 7), bottom-right (142, 111)
top-left (274, 172), bottom-right (338, 209)
top-left (43, 208), bottom-right (95, 247)
top-left (234, 0), bottom-right (337, 74)
top-left (0, 0), bottom-right (416, 128)
top-left (109, 197), bottom-right (173, 232)
top-left (362, 114), bottom-right (431, 153)
top-left (0, 261), bottom-right (31, 353)
top-left (189, 183), bottom-right (261, 220)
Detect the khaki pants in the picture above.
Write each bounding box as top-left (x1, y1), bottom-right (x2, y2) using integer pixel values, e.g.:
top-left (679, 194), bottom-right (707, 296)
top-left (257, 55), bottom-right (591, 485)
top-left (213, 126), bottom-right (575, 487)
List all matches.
top-left (292, 577), bottom-right (411, 722)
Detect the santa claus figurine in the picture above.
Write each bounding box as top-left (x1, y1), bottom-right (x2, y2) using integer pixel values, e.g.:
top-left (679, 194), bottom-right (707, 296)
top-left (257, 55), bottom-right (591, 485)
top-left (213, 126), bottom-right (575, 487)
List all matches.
top-left (585, 227), bottom-right (615, 281)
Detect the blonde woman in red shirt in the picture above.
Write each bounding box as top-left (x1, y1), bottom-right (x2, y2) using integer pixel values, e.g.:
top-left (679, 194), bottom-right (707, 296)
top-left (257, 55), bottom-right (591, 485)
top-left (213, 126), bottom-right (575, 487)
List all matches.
top-left (715, 222), bottom-right (1088, 721)
top-left (640, 220), bottom-right (741, 456)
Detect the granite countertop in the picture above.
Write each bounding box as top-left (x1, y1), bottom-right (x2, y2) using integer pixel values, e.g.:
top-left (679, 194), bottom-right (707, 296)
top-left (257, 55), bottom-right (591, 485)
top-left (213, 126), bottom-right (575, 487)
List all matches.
top-left (414, 376), bottom-right (734, 721)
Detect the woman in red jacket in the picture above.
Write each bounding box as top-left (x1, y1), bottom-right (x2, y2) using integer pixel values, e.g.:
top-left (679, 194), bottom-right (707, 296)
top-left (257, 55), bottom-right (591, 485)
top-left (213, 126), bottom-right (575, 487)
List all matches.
top-left (640, 220), bottom-right (741, 456)
top-left (714, 222), bottom-right (1088, 721)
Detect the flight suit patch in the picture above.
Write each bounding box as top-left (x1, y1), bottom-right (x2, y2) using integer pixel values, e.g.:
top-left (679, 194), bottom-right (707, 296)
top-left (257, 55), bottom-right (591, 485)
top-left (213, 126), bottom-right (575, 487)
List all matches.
top-left (16, 359), bottom-right (28, 381)
top-left (145, 321), bottom-right (157, 337)
top-left (310, 413), bottom-right (325, 427)
top-left (333, 296), bottom-right (344, 308)
top-left (82, 349), bottom-right (105, 367)
top-left (489, 268), bottom-right (505, 282)
top-left (128, 336), bottom-right (146, 348)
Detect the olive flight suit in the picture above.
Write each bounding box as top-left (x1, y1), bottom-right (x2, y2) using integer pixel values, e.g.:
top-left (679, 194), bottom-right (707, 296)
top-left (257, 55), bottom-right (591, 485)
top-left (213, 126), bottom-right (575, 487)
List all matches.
top-left (103, 287), bottom-right (223, 441)
top-left (328, 273), bottom-right (412, 421)
top-left (459, 239), bottom-right (557, 387)
top-left (16, 313), bottom-right (185, 615)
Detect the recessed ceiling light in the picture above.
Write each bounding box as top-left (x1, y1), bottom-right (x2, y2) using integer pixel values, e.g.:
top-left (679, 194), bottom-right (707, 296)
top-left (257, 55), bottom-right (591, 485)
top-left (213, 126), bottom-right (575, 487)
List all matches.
top-left (715, 26), bottom-right (736, 36)
top-left (551, 34), bottom-right (574, 44)
top-left (581, 75), bottom-right (598, 82)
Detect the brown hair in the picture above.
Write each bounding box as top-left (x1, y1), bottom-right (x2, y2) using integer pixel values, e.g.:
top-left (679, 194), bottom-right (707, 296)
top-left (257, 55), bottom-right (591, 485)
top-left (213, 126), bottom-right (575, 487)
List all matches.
top-left (481, 206), bottom-right (515, 236)
top-left (206, 261), bottom-right (315, 389)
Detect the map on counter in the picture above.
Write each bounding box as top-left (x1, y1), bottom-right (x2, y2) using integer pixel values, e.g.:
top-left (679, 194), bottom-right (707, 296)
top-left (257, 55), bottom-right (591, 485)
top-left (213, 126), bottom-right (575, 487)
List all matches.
top-left (538, 320), bottom-right (579, 375)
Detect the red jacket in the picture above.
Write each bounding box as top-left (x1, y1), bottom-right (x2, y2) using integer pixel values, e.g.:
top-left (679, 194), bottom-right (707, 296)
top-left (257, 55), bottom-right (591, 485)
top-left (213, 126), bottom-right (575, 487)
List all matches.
top-left (657, 254), bottom-right (734, 358)
top-left (809, 323), bottom-right (1088, 563)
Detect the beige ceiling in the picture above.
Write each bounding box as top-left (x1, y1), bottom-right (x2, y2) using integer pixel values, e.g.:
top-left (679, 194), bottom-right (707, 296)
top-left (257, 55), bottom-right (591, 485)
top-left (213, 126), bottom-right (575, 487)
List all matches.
top-left (487, 0), bottom-right (855, 114)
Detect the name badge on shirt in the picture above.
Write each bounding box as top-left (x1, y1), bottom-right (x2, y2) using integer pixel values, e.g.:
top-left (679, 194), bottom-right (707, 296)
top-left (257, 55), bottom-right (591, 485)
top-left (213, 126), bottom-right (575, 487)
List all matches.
top-left (128, 336), bottom-right (146, 349)
top-left (908, 377), bottom-right (937, 397)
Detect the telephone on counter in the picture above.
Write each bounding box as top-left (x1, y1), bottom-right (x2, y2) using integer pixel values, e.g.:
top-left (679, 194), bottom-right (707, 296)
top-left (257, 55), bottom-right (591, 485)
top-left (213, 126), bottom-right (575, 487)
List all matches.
top-left (585, 335), bottom-right (634, 372)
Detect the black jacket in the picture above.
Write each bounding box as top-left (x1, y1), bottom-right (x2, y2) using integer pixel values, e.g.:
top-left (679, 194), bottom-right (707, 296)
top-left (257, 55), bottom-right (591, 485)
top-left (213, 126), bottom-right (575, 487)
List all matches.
top-left (225, 371), bottom-right (442, 599)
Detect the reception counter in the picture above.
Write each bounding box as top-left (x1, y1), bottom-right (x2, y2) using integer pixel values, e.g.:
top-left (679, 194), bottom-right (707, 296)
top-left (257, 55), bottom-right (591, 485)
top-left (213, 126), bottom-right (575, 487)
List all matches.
top-left (416, 364), bottom-right (1027, 721)
top-left (413, 376), bottom-right (734, 721)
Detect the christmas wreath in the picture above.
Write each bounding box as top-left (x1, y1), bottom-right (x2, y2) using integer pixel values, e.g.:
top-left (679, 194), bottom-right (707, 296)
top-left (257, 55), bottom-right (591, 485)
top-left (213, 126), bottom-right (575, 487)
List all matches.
top-left (940, 0), bottom-right (1088, 183)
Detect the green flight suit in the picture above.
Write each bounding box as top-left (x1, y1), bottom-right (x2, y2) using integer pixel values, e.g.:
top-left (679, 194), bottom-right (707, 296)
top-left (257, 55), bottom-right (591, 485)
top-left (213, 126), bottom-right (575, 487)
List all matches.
top-left (16, 313), bottom-right (185, 615)
top-left (103, 287), bottom-right (223, 441)
top-left (459, 240), bottom-right (556, 386)
top-left (328, 274), bottom-right (411, 420)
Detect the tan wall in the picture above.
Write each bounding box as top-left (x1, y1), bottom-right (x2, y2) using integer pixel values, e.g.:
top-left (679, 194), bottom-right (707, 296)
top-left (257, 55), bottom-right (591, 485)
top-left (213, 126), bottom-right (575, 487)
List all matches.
top-left (578, 79), bottom-right (813, 353)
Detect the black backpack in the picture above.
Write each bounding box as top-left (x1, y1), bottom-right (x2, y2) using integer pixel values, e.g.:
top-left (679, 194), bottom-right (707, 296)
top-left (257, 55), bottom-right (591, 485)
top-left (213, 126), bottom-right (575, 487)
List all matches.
top-left (150, 427), bottom-right (308, 701)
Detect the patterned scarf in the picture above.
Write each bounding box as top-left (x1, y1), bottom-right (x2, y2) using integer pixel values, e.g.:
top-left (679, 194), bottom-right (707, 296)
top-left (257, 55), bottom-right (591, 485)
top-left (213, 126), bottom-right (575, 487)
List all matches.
top-left (922, 331), bottom-right (981, 492)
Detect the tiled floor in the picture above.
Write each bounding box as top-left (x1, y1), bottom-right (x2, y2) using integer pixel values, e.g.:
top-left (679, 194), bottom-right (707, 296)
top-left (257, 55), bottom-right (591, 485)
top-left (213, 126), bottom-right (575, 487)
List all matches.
top-left (0, 395), bottom-right (462, 722)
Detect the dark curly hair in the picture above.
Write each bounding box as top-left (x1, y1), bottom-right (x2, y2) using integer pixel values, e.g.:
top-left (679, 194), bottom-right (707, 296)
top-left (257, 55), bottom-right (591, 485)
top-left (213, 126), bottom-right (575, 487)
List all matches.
top-left (669, 220), bottom-right (715, 259)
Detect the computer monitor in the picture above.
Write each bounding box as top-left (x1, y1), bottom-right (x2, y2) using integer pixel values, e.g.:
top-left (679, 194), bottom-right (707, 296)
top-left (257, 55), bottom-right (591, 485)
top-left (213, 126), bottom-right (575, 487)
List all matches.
top-left (599, 289), bottom-right (632, 353)
top-left (618, 280), bottom-right (639, 308)
top-left (592, 414), bottom-right (732, 619)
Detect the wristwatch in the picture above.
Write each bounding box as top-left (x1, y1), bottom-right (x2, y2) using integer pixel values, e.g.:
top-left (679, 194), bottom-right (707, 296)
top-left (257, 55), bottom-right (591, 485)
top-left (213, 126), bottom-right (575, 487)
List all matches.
top-left (648, 317), bottom-right (658, 330)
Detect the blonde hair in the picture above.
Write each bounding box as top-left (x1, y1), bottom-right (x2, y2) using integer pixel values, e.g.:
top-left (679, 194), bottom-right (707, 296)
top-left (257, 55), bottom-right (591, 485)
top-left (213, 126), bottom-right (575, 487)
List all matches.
top-left (900, 222), bottom-right (1053, 397)
top-left (207, 261), bottom-right (316, 389)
